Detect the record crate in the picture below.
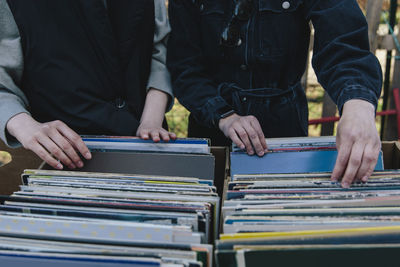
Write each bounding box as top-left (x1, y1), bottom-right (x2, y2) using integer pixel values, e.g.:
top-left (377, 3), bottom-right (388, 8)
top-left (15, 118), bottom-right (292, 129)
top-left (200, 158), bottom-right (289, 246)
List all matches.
top-left (0, 141), bottom-right (230, 197)
top-left (1, 140), bottom-right (400, 196)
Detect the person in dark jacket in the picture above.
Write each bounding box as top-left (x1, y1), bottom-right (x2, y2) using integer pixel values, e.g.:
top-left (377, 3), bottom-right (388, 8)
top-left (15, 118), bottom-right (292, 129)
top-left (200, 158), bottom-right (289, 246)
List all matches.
top-left (167, 0), bottom-right (383, 187)
top-left (0, 0), bottom-right (176, 170)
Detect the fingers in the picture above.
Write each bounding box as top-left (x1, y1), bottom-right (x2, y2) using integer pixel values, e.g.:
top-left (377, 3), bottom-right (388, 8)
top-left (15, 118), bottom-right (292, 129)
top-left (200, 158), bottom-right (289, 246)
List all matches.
top-left (138, 126), bottom-right (177, 143)
top-left (236, 116), bottom-right (265, 156)
top-left (169, 132), bottom-right (177, 140)
top-left (148, 129), bottom-right (170, 142)
top-left (228, 128), bottom-right (245, 150)
top-left (56, 121), bottom-right (91, 160)
top-left (219, 113), bottom-right (245, 150)
top-left (20, 120), bottom-right (87, 169)
top-left (242, 122), bottom-right (264, 156)
top-left (249, 116), bottom-right (267, 153)
top-left (355, 143), bottom-right (380, 183)
top-left (149, 131), bottom-right (161, 142)
top-left (159, 130), bottom-right (171, 142)
top-left (340, 142), bottom-right (365, 188)
top-left (333, 140), bottom-right (380, 188)
top-left (229, 118), bottom-right (264, 156)
top-left (234, 124), bottom-right (254, 155)
top-left (27, 142), bottom-right (63, 170)
top-left (331, 139), bottom-right (352, 183)
top-left (334, 100), bottom-right (381, 188)
top-left (138, 130), bottom-right (150, 140)
top-left (219, 114), bottom-right (266, 156)
top-left (47, 128), bottom-right (83, 168)
top-left (36, 133), bottom-right (76, 169)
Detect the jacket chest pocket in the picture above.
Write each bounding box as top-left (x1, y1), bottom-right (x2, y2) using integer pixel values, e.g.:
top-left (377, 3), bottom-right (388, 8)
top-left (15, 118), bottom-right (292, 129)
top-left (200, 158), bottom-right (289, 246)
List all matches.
top-left (199, 0), bottom-right (227, 60)
top-left (258, 0), bottom-right (303, 57)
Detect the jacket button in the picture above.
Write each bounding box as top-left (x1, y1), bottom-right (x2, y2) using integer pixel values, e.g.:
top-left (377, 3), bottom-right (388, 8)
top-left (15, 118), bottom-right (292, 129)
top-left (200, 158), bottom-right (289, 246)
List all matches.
top-left (282, 1), bottom-right (290, 9)
top-left (240, 64), bottom-right (248, 71)
top-left (115, 98), bottom-right (126, 109)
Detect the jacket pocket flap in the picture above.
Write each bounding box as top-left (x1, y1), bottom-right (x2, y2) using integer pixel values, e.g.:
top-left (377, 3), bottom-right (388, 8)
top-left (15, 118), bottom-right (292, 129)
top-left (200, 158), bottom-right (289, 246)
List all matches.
top-left (200, 0), bottom-right (225, 15)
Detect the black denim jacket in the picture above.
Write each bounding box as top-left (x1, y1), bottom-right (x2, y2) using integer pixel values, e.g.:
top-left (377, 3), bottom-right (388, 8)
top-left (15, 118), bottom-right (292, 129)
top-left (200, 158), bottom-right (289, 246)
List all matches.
top-left (167, 0), bottom-right (382, 137)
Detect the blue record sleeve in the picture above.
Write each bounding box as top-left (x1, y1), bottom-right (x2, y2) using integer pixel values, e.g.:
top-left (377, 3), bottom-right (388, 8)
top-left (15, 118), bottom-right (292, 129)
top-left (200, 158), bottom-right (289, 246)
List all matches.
top-left (230, 150), bottom-right (384, 177)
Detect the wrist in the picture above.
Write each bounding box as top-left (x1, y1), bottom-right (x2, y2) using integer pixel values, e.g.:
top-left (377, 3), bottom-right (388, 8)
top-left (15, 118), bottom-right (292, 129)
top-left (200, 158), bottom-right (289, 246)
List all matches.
top-left (138, 118), bottom-right (163, 129)
top-left (6, 113), bottom-right (36, 137)
top-left (140, 88), bottom-right (168, 126)
top-left (342, 99), bottom-right (375, 117)
top-left (215, 107), bottom-right (235, 128)
top-left (218, 112), bottom-right (238, 129)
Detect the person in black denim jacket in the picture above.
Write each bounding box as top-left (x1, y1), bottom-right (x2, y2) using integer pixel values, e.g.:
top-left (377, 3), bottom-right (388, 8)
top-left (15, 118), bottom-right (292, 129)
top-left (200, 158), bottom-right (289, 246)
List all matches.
top-left (167, 0), bottom-right (383, 187)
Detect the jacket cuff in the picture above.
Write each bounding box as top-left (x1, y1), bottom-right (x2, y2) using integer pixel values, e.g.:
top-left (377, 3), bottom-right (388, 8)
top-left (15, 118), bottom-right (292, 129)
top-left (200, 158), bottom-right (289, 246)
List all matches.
top-left (336, 85), bottom-right (379, 116)
top-left (196, 95), bottom-right (233, 129)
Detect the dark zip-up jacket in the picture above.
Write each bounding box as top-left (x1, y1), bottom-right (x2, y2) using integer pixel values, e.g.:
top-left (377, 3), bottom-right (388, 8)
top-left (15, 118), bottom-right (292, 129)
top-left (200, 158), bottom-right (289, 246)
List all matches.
top-left (6, 0), bottom-right (154, 136)
top-left (167, 0), bottom-right (382, 143)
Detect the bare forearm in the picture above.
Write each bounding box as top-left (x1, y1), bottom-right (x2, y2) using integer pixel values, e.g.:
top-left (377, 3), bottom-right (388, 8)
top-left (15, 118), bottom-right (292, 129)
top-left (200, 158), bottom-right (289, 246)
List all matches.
top-left (136, 88), bottom-right (176, 142)
top-left (140, 88), bottom-right (168, 126)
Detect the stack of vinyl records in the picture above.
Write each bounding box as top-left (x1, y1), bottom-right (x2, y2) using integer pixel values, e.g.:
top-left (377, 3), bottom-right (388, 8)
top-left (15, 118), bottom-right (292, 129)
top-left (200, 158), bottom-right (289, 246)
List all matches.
top-left (0, 169), bottom-right (219, 267)
top-left (216, 171), bottom-right (400, 267)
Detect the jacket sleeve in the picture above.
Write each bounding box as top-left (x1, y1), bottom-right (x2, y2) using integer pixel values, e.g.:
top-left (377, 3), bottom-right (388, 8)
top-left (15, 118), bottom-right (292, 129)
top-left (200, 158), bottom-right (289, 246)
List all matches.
top-left (147, 0), bottom-right (174, 111)
top-left (0, 0), bottom-right (30, 147)
top-left (167, 0), bottom-right (233, 128)
top-left (305, 0), bottom-right (382, 114)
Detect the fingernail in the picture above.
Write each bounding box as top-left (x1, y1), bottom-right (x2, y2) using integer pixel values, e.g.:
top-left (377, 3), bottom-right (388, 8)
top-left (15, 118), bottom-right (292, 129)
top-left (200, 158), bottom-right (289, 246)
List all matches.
top-left (362, 176), bottom-right (368, 183)
top-left (258, 151), bottom-right (264, 157)
top-left (342, 182), bottom-right (350, 188)
top-left (85, 152), bottom-right (92, 160)
top-left (68, 164), bottom-right (76, 169)
top-left (240, 145), bottom-right (245, 150)
top-left (248, 150), bottom-right (254, 155)
top-left (57, 163), bottom-right (63, 170)
top-left (77, 161), bottom-right (84, 168)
